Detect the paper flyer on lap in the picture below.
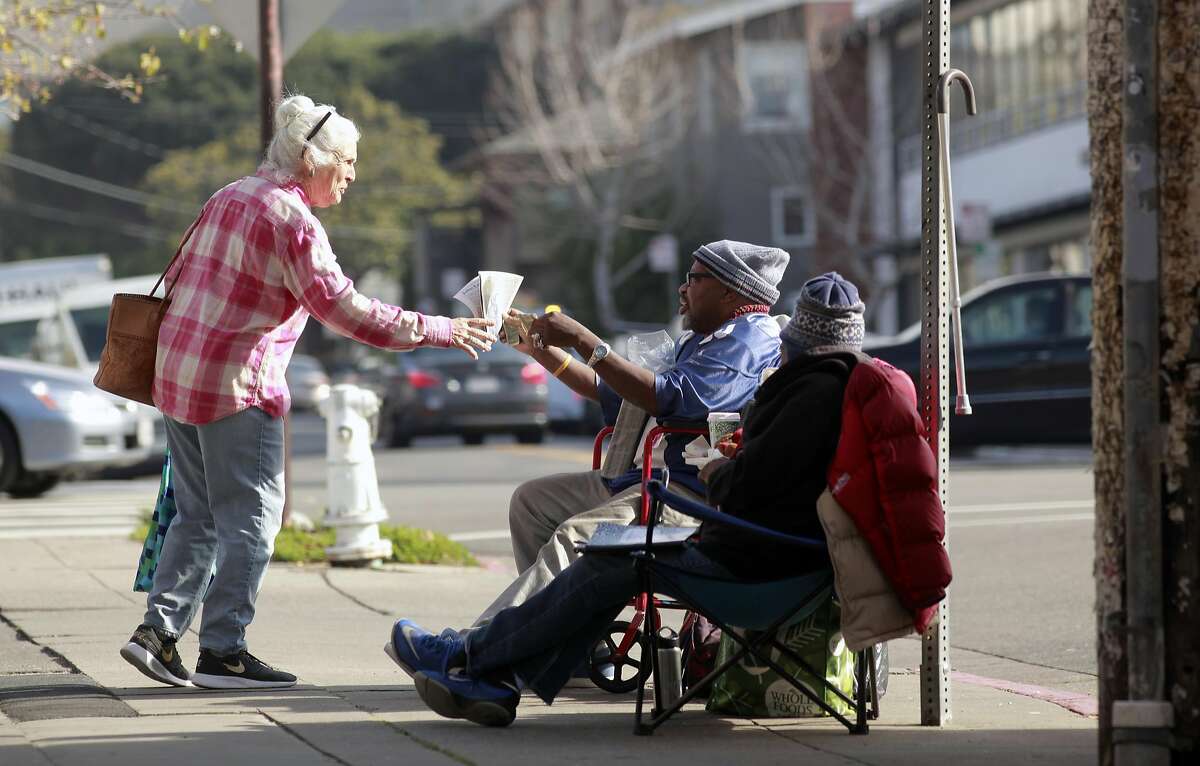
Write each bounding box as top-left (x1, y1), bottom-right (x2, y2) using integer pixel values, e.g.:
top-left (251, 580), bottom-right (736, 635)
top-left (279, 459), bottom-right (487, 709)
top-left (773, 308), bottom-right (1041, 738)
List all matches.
top-left (581, 522), bottom-right (695, 551)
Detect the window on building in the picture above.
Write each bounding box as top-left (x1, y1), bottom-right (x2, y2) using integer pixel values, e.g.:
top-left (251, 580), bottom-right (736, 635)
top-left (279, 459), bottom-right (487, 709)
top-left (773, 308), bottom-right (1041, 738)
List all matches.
top-left (739, 41), bottom-right (810, 132)
top-left (770, 186), bottom-right (816, 247)
top-left (894, 0), bottom-right (1087, 168)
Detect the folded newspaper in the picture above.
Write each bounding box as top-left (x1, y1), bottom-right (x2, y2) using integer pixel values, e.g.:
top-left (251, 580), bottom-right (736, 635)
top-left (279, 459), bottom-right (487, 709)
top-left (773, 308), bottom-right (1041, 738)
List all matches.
top-left (452, 271), bottom-right (524, 341)
top-left (579, 522), bottom-right (696, 551)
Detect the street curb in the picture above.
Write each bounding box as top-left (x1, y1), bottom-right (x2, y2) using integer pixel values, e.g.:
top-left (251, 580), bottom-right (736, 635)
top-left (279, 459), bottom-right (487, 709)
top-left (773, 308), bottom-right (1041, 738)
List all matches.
top-left (953, 670), bottom-right (1099, 717)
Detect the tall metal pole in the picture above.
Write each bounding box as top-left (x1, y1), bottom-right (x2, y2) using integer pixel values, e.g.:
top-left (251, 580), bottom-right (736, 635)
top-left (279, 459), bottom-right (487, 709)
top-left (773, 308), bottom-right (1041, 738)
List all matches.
top-left (259, 0), bottom-right (283, 153)
top-left (260, 0), bottom-right (288, 525)
top-left (1112, 0), bottom-right (1172, 762)
top-left (918, 0), bottom-right (952, 726)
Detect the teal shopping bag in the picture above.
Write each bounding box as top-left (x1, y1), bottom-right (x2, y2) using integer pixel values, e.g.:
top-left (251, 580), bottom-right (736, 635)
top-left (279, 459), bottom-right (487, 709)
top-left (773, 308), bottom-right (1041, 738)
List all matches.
top-left (133, 451), bottom-right (176, 593)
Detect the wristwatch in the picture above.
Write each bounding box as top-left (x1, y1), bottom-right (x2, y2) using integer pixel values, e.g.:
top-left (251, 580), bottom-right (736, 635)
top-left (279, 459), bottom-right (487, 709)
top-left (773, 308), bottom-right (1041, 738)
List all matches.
top-left (586, 341), bottom-right (611, 368)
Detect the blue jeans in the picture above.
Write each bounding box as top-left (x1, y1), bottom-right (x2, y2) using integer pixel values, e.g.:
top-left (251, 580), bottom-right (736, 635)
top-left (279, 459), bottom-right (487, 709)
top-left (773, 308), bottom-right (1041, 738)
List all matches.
top-left (144, 407), bottom-right (285, 655)
top-left (464, 544), bottom-right (734, 704)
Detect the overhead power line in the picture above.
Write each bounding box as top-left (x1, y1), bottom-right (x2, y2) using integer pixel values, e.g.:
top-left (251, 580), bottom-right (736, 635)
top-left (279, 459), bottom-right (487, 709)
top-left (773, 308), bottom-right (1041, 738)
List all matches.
top-left (43, 104), bottom-right (168, 159)
top-left (0, 198), bottom-right (175, 244)
top-left (0, 152), bottom-right (415, 243)
top-left (0, 152), bottom-right (196, 213)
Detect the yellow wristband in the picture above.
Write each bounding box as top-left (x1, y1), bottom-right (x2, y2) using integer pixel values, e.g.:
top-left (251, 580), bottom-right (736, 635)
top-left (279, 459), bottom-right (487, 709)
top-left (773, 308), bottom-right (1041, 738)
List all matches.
top-left (551, 354), bottom-right (572, 378)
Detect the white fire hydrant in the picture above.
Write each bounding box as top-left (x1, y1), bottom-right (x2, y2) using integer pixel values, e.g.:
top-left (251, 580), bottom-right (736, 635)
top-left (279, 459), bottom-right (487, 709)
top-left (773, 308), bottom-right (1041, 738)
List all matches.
top-left (316, 384), bottom-right (393, 565)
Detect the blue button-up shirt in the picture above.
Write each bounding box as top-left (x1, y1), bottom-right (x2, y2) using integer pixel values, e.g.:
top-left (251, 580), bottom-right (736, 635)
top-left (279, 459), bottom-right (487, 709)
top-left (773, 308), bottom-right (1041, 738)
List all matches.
top-left (597, 313), bottom-right (782, 496)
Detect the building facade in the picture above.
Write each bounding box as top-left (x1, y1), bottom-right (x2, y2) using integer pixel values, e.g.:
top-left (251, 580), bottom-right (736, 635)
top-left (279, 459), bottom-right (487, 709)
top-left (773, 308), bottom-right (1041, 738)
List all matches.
top-left (862, 0), bottom-right (1089, 332)
top-left (473, 0), bottom-right (861, 325)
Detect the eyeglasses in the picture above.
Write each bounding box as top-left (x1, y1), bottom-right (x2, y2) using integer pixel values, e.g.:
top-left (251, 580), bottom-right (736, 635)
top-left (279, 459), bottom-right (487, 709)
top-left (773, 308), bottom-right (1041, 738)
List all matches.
top-left (685, 271), bottom-right (718, 286)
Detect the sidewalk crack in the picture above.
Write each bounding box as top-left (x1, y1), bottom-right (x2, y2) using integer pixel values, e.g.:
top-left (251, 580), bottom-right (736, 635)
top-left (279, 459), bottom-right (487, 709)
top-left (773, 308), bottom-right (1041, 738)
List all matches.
top-left (950, 642), bottom-right (1099, 678)
top-left (375, 718), bottom-right (477, 766)
top-left (258, 709), bottom-right (474, 766)
top-left (257, 710), bottom-right (355, 766)
top-left (753, 720), bottom-right (874, 764)
top-left (319, 571), bottom-right (394, 617)
top-left (0, 611), bottom-right (79, 675)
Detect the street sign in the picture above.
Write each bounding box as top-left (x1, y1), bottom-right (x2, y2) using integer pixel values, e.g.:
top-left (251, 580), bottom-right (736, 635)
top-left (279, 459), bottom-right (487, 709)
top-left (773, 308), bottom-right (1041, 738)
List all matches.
top-left (647, 234), bottom-right (678, 273)
top-left (957, 202), bottom-right (992, 243)
top-left (205, 0), bottom-right (346, 62)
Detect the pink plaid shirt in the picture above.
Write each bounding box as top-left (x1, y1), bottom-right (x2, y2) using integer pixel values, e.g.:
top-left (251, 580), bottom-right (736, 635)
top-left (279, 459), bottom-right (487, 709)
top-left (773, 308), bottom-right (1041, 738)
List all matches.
top-left (153, 173), bottom-right (453, 425)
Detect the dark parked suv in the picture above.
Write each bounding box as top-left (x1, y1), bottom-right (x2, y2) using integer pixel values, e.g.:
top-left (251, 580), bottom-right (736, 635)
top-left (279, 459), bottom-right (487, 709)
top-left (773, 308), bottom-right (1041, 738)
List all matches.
top-left (864, 273), bottom-right (1092, 445)
top-left (376, 342), bottom-right (550, 447)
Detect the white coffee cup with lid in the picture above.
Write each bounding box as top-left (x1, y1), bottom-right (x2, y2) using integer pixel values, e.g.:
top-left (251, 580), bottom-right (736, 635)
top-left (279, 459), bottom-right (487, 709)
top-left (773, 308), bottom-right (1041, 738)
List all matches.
top-left (706, 412), bottom-right (740, 449)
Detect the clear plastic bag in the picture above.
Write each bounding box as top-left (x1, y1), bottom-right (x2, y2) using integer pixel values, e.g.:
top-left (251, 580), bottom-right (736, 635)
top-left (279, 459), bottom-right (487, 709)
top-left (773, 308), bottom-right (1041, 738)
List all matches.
top-left (626, 330), bottom-right (675, 373)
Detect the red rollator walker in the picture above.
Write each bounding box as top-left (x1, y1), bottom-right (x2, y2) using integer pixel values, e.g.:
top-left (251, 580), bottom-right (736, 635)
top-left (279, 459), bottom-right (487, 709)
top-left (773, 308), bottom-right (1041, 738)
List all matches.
top-left (583, 420), bottom-right (707, 692)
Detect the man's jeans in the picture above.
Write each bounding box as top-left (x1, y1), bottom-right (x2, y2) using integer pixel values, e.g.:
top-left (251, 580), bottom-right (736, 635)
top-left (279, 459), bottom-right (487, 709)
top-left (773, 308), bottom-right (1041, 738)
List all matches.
top-left (464, 544), bottom-right (734, 704)
top-left (472, 471), bottom-right (702, 627)
top-left (144, 407), bottom-right (285, 655)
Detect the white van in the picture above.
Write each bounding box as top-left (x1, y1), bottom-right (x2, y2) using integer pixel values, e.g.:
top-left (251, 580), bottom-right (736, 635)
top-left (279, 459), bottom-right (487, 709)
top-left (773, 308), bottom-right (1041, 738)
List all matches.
top-left (56, 276), bottom-right (167, 460)
top-left (0, 276), bottom-right (166, 464)
top-left (0, 254), bottom-right (112, 312)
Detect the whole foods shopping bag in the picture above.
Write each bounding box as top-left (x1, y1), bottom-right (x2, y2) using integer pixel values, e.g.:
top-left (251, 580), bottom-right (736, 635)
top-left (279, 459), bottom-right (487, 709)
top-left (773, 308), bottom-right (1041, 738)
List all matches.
top-left (706, 596), bottom-right (855, 717)
top-left (133, 452), bottom-right (176, 592)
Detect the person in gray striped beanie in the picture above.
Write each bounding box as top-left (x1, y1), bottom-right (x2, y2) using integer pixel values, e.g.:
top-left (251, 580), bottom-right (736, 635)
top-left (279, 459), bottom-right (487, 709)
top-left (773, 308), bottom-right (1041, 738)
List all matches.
top-left (781, 271), bottom-right (866, 358)
top-left (691, 240), bottom-right (790, 307)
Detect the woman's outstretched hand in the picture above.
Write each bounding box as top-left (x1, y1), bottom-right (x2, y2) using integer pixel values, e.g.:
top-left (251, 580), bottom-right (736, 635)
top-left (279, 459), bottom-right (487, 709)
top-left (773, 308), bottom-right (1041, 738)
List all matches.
top-left (449, 317), bottom-right (494, 359)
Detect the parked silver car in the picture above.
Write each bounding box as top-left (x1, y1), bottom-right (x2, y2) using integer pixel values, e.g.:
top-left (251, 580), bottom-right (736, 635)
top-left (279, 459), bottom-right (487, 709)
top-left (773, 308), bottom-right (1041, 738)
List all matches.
top-left (286, 353), bottom-right (331, 411)
top-left (0, 357), bottom-right (150, 497)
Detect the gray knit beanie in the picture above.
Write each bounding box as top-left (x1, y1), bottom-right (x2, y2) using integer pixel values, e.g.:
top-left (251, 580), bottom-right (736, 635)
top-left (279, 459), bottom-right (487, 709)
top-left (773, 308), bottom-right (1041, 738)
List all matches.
top-left (691, 240), bottom-right (790, 306)
top-left (781, 272), bottom-right (866, 355)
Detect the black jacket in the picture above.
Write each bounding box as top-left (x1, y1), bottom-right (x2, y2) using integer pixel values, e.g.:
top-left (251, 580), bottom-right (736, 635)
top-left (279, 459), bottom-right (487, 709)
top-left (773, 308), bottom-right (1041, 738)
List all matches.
top-left (696, 352), bottom-right (856, 580)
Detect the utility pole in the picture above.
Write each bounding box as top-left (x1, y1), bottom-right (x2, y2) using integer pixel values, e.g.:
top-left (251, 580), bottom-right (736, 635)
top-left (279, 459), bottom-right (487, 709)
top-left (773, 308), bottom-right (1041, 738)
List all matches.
top-left (259, 0), bottom-right (289, 526)
top-left (259, 0), bottom-right (283, 153)
top-left (1091, 0), bottom-right (1200, 764)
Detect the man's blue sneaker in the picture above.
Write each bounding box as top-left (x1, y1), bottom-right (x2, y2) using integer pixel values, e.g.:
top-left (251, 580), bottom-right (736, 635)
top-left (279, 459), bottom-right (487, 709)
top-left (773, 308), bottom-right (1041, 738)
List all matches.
top-left (414, 668), bottom-right (520, 727)
top-left (385, 619), bottom-right (465, 678)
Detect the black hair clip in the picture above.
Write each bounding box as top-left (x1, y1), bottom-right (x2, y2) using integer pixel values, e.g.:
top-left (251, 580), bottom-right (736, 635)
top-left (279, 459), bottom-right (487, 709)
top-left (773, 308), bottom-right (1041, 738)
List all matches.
top-left (306, 111), bottom-right (333, 142)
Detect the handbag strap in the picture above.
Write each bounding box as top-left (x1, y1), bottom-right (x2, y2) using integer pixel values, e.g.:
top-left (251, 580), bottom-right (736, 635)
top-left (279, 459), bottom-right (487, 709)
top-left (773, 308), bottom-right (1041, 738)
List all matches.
top-left (150, 203), bottom-right (209, 301)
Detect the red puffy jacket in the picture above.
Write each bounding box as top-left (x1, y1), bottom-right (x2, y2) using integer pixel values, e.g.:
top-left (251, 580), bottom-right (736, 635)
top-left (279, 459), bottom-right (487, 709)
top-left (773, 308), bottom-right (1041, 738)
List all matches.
top-left (826, 356), bottom-right (952, 632)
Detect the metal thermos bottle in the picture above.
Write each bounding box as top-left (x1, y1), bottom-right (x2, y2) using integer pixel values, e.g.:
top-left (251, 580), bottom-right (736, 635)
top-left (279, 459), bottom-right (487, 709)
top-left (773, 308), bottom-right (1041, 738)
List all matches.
top-left (655, 627), bottom-right (683, 710)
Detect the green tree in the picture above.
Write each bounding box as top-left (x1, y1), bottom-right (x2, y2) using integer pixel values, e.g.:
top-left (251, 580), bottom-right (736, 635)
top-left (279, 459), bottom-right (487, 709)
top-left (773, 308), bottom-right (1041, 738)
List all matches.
top-left (0, 1), bottom-right (214, 117)
top-left (0, 32), bottom-right (255, 264)
top-left (139, 86), bottom-right (475, 281)
top-left (0, 29), bottom-right (485, 272)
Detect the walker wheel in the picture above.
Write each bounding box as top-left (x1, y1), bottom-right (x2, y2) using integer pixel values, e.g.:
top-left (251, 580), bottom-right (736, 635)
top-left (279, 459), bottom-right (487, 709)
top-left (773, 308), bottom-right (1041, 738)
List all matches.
top-left (588, 620), bottom-right (648, 693)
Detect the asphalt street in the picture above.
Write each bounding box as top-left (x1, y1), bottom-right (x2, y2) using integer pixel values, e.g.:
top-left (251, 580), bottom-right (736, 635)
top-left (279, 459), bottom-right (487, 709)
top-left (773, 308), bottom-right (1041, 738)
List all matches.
top-left (1, 411), bottom-right (1097, 704)
top-left (285, 412), bottom-right (1098, 699)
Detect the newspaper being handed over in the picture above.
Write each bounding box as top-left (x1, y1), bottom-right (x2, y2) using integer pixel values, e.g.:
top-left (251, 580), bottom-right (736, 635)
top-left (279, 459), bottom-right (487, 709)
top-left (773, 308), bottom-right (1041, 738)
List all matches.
top-left (452, 271), bottom-right (524, 341)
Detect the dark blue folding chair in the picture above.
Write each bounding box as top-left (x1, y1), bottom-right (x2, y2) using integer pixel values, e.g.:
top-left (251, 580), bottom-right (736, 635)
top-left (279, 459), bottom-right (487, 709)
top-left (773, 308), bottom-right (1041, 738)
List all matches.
top-left (621, 480), bottom-right (875, 736)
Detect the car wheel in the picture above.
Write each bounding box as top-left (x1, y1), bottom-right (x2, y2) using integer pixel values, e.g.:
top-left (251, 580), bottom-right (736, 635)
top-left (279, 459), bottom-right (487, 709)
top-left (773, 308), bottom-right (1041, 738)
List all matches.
top-left (462, 433), bottom-right (485, 446)
top-left (7, 471), bottom-right (60, 499)
top-left (0, 417), bottom-right (21, 493)
top-left (377, 413), bottom-right (413, 449)
top-left (516, 428), bottom-right (546, 445)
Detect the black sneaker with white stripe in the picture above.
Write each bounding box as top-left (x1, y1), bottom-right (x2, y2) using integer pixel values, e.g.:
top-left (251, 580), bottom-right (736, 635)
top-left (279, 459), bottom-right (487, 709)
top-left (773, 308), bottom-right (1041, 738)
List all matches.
top-left (120, 624), bottom-right (191, 687)
top-left (191, 649), bottom-right (297, 690)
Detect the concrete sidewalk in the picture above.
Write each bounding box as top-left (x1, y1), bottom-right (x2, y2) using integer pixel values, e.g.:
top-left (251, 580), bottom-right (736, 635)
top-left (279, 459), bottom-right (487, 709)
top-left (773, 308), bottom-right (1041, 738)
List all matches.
top-left (0, 537), bottom-right (1096, 765)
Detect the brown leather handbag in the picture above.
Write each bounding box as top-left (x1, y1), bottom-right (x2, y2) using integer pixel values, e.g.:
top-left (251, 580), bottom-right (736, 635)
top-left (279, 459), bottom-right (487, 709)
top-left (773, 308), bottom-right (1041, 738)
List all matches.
top-left (93, 210), bottom-right (206, 406)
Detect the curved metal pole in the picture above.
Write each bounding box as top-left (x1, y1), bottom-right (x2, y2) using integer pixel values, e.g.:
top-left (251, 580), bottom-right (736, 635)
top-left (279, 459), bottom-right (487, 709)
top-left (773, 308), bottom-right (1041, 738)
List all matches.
top-left (937, 69), bottom-right (977, 116)
top-left (936, 68), bottom-right (976, 416)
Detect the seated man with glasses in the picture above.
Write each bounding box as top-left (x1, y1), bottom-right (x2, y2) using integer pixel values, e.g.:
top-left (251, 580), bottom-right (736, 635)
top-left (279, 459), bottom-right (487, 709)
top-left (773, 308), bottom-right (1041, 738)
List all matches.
top-left (450, 241), bottom-right (790, 636)
top-left (386, 273), bottom-right (869, 727)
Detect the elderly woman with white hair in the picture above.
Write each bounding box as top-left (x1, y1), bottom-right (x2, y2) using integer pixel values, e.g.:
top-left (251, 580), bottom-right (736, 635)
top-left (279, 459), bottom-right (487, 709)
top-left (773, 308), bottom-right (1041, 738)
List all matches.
top-left (119, 95), bottom-right (493, 691)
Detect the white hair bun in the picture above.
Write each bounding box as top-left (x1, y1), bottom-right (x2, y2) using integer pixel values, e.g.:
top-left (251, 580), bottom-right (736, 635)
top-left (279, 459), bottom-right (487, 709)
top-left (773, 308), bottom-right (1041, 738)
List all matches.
top-left (275, 95), bottom-right (315, 129)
